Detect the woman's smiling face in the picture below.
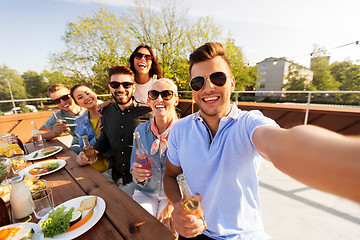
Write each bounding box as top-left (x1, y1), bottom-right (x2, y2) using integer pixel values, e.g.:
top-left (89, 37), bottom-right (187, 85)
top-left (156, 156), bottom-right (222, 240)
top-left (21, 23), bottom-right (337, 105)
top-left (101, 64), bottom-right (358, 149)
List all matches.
top-left (73, 86), bottom-right (97, 109)
top-left (147, 80), bottom-right (178, 118)
top-left (134, 47), bottom-right (153, 75)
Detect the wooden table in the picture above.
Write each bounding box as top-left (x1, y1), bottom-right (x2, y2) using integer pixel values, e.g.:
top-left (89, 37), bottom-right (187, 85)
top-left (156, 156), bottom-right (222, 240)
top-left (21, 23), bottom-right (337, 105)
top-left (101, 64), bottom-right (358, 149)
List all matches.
top-left (23, 139), bottom-right (175, 240)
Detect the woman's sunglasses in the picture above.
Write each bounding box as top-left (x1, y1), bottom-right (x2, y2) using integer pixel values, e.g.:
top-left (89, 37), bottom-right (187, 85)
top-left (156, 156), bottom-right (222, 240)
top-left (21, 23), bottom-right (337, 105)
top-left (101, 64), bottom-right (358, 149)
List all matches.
top-left (190, 71), bottom-right (229, 91)
top-left (148, 90), bottom-right (175, 101)
top-left (134, 52), bottom-right (153, 61)
top-left (109, 81), bottom-right (134, 89)
top-left (53, 94), bottom-right (71, 104)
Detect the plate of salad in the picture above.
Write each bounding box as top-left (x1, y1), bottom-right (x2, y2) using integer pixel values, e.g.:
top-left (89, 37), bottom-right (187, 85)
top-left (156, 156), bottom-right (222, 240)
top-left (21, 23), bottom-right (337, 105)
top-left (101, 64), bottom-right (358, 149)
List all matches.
top-left (0, 222), bottom-right (44, 240)
top-left (28, 146), bottom-right (62, 161)
top-left (38, 196), bottom-right (105, 240)
top-left (19, 160), bottom-right (66, 177)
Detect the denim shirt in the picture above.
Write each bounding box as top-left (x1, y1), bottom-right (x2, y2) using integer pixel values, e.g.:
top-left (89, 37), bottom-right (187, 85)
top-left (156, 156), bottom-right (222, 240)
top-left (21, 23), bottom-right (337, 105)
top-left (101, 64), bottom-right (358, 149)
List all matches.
top-left (75, 111), bottom-right (97, 150)
top-left (130, 120), bottom-right (166, 198)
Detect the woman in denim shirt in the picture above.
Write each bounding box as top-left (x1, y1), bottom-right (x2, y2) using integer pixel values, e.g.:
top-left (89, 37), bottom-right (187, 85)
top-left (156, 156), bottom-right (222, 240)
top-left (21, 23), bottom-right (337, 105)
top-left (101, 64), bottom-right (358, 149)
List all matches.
top-left (130, 78), bottom-right (178, 218)
top-left (71, 85), bottom-right (110, 173)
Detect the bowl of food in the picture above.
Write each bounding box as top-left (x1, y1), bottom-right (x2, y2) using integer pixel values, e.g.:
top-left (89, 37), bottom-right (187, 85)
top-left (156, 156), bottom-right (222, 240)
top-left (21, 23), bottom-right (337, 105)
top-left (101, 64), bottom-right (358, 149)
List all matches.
top-left (0, 163), bottom-right (10, 184)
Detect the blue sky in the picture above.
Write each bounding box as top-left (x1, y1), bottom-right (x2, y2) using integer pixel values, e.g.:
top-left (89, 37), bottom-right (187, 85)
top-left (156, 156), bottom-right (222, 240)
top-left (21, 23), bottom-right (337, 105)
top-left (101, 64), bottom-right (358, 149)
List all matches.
top-left (1, 0), bottom-right (359, 74)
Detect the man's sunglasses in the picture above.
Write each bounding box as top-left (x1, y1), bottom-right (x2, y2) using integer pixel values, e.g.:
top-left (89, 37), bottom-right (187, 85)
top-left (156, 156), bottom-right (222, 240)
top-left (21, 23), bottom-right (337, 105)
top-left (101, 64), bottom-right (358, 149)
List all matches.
top-left (53, 94), bottom-right (71, 104)
top-left (134, 52), bottom-right (153, 61)
top-left (148, 90), bottom-right (175, 101)
top-left (190, 71), bottom-right (229, 91)
top-left (109, 81), bottom-right (134, 89)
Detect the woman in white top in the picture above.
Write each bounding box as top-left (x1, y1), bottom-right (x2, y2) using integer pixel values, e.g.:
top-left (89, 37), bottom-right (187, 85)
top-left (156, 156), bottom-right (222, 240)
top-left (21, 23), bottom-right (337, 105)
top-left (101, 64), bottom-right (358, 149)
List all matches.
top-left (129, 44), bottom-right (163, 103)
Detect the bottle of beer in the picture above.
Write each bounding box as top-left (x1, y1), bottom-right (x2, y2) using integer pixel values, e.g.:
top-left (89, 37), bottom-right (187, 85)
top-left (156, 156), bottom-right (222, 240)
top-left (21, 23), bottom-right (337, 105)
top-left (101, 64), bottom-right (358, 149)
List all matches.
top-left (133, 132), bottom-right (152, 177)
top-left (82, 135), bottom-right (97, 163)
top-left (176, 173), bottom-right (206, 233)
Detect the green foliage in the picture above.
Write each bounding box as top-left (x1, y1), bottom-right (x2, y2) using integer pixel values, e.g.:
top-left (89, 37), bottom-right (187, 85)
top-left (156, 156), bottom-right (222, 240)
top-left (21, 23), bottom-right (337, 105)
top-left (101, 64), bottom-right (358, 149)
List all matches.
top-left (49, 6), bottom-right (127, 94)
top-left (283, 63), bottom-right (315, 97)
top-left (22, 71), bottom-right (48, 98)
top-left (310, 56), bottom-right (340, 91)
top-left (224, 38), bottom-right (256, 91)
top-left (330, 60), bottom-right (360, 103)
top-left (0, 65), bottom-right (26, 111)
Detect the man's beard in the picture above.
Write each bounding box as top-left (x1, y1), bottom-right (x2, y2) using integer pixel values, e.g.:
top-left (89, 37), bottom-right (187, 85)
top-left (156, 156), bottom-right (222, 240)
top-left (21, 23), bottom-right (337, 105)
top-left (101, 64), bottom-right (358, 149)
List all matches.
top-left (111, 91), bottom-right (132, 105)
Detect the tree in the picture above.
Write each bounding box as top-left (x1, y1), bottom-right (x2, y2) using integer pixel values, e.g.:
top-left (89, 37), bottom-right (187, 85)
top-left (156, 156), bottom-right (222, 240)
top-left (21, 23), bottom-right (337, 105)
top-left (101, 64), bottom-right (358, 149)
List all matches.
top-left (49, 6), bottom-right (127, 94)
top-left (0, 65), bottom-right (26, 111)
top-left (283, 63), bottom-right (315, 97)
top-left (224, 38), bottom-right (256, 91)
top-left (330, 60), bottom-right (360, 104)
top-left (22, 71), bottom-right (48, 98)
top-left (123, 0), bottom-right (221, 90)
top-left (310, 44), bottom-right (340, 91)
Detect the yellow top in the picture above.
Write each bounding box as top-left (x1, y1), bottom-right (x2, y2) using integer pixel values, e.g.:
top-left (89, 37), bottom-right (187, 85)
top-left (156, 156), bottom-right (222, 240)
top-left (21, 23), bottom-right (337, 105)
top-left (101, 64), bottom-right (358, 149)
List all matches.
top-left (89, 117), bottom-right (109, 172)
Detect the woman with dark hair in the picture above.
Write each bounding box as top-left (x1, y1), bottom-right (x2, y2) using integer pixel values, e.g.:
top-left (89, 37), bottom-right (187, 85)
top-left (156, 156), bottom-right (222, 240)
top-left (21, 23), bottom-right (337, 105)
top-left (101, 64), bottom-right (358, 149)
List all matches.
top-left (70, 85), bottom-right (110, 173)
top-left (129, 44), bottom-right (163, 103)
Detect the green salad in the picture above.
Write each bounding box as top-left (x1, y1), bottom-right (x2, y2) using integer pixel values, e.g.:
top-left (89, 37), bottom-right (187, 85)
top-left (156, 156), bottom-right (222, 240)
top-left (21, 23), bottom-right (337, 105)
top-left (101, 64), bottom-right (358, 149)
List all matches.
top-left (44, 162), bottom-right (60, 171)
top-left (40, 205), bottom-right (74, 238)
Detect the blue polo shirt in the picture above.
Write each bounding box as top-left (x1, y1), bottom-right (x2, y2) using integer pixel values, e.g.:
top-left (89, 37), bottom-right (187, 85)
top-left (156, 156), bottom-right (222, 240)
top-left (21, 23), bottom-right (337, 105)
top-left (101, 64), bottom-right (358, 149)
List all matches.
top-left (167, 104), bottom-right (277, 240)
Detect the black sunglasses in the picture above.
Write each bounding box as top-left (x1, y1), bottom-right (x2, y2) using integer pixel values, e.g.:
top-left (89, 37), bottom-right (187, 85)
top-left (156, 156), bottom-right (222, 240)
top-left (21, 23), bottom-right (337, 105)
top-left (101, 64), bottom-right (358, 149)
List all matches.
top-left (109, 81), bottom-right (134, 89)
top-left (134, 52), bottom-right (153, 61)
top-left (53, 94), bottom-right (71, 104)
top-left (190, 71), bottom-right (229, 91)
top-left (148, 90), bottom-right (175, 101)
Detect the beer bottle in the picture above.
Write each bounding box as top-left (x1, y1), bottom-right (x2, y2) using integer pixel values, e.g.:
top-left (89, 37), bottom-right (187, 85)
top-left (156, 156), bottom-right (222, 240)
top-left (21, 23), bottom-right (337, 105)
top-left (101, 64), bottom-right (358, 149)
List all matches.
top-left (176, 173), bottom-right (206, 233)
top-left (82, 135), bottom-right (97, 163)
top-left (133, 132), bottom-right (152, 177)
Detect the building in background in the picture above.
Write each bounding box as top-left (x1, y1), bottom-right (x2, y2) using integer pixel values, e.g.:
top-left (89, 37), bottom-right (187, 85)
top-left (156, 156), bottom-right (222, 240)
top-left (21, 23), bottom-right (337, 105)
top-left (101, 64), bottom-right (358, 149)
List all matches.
top-left (256, 57), bottom-right (313, 98)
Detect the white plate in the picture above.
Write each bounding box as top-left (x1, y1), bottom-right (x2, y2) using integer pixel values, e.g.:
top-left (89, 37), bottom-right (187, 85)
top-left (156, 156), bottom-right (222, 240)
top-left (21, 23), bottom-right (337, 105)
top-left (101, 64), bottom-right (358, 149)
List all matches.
top-left (38, 196), bottom-right (106, 240)
top-left (19, 160), bottom-right (66, 177)
top-left (27, 146), bottom-right (63, 161)
top-left (0, 222), bottom-right (44, 240)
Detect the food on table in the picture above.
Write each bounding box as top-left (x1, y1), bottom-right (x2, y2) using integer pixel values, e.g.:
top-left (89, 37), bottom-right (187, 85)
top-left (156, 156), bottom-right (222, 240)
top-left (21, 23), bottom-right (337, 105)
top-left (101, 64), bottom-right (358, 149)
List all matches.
top-left (0, 177), bottom-right (46, 204)
top-left (40, 196), bottom-right (98, 236)
top-left (39, 205), bottom-right (75, 238)
top-left (0, 163), bottom-right (10, 183)
top-left (40, 147), bottom-right (59, 157)
top-left (68, 196), bottom-right (97, 232)
top-left (33, 152), bottom-right (38, 158)
top-left (67, 208), bottom-right (93, 232)
top-left (70, 210), bottom-right (82, 226)
top-left (0, 226), bottom-right (21, 239)
top-left (78, 196), bottom-right (97, 213)
top-left (0, 144), bottom-right (24, 158)
top-left (29, 161), bottom-right (60, 175)
top-left (11, 227), bottom-right (34, 240)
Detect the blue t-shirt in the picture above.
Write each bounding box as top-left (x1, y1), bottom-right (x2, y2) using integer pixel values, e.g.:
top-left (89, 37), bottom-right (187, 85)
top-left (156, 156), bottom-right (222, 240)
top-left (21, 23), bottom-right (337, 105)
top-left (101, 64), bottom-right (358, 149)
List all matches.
top-left (167, 104), bottom-right (278, 240)
top-left (43, 108), bottom-right (86, 146)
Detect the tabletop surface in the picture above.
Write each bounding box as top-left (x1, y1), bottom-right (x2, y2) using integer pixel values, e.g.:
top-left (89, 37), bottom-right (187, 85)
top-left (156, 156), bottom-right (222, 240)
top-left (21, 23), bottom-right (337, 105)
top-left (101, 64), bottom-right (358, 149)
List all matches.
top-left (21, 139), bottom-right (175, 240)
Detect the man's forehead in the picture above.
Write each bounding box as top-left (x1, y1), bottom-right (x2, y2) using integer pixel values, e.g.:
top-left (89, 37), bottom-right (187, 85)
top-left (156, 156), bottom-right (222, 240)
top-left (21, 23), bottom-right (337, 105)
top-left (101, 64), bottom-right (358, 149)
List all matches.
top-left (49, 88), bottom-right (70, 99)
top-left (190, 56), bottom-right (231, 77)
top-left (110, 74), bottom-right (134, 82)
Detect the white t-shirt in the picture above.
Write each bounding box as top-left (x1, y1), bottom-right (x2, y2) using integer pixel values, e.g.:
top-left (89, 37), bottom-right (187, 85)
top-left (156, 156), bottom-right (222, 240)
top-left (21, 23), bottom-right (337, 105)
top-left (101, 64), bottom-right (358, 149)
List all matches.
top-left (134, 78), bottom-right (155, 103)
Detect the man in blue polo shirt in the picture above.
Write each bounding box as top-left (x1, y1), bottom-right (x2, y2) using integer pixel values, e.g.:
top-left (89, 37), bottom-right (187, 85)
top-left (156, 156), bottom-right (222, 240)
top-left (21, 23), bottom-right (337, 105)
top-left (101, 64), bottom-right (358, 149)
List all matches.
top-left (164, 42), bottom-right (360, 240)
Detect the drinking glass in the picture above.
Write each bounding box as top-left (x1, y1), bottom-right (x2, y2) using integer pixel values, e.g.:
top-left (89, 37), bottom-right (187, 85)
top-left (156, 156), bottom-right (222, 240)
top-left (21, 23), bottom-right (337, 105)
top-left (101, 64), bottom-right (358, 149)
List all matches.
top-left (10, 155), bottom-right (27, 175)
top-left (32, 188), bottom-right (54, 219)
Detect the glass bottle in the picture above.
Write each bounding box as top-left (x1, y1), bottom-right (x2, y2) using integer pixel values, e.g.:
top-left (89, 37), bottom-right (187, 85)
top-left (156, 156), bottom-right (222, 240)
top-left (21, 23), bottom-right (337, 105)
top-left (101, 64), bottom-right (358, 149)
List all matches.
top-left (31, 121), bottom-right (45, 150)
top-left (82, 135), bottom-right (97, 163)
top-left (9, 176), bottom-right (35, 220)
top-left (133, 132), bottom-right (152, 177)
top-left (176, 173), bottom-right (206, 233)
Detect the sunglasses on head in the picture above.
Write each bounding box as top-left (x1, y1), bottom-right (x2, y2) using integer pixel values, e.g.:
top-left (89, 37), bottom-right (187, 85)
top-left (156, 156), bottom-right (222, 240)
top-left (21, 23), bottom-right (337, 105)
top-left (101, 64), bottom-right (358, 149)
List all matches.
top-left (148, 90), bottom-right (175, 101)
top-left (190, 71), bottom-right (229, 91)
top-left (109, 81), bottom-right (134, 89)
top-left (134, 52), bottom-right (153, 61)
top-left (53, 94), bottom-right (71, 104)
